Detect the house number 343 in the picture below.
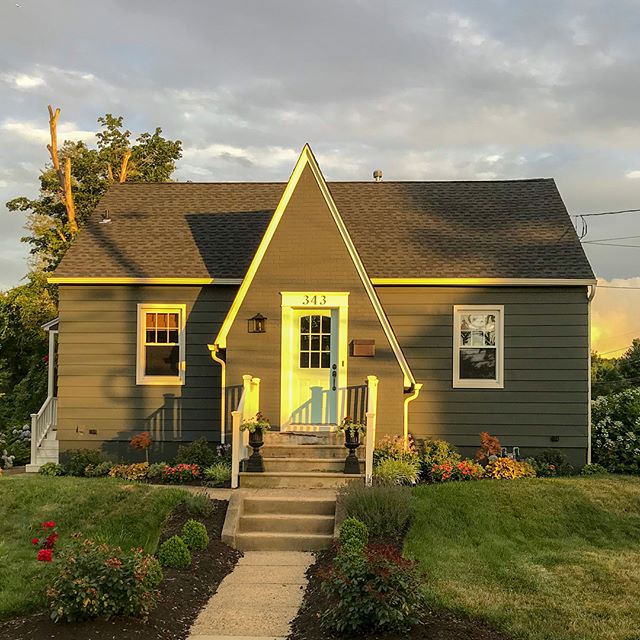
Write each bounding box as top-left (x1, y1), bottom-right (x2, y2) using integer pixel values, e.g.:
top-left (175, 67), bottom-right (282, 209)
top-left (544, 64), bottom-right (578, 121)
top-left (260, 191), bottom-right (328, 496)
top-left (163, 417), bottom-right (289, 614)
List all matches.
top-left (302, 295), bottom-right (327, 305)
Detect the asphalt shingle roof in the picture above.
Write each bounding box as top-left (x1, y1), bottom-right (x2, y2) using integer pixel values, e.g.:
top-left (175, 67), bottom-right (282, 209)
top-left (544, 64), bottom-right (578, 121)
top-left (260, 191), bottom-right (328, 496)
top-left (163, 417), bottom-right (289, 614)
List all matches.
top-left (54, 179), bottom-right (595, 281)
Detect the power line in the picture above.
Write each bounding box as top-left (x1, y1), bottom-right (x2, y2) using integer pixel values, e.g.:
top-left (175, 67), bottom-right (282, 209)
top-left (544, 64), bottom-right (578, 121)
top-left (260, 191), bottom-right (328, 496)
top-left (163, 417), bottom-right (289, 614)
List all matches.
top-left (585, 242), bottom-right (640, 249)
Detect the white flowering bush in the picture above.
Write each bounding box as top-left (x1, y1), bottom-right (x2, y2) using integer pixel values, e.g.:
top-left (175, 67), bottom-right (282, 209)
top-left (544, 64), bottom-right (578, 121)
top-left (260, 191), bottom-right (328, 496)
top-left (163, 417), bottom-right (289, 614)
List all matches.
top-left (0, 423), bottom-right (31, 467)
top-left (592, 388), bottom-right (640, 474)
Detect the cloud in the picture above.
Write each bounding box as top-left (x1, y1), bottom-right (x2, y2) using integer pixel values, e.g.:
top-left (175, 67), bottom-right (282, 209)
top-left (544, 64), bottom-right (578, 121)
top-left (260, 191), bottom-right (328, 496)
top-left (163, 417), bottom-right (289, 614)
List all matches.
top-left (592, 278), bottom-right (640, 357)
top-left (625, 170), bottom-right (640, 179)
top-left (1, 119), bottom-right (95, 145)
top-left (1, 73), bottom-right (45, 90)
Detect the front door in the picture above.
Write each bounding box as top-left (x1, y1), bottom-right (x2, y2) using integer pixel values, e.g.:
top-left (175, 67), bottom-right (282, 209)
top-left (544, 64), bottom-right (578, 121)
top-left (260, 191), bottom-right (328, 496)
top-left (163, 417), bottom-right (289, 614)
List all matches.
top-left (289, 309), bottom-right (338, 426)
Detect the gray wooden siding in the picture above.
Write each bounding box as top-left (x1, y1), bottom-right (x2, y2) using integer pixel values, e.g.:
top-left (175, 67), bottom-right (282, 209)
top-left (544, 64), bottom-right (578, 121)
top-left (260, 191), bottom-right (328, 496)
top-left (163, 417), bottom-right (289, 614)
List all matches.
top-left (377, 286), bottom-right (590, 466)
top-left (57, 285), bottom-right (236, 460)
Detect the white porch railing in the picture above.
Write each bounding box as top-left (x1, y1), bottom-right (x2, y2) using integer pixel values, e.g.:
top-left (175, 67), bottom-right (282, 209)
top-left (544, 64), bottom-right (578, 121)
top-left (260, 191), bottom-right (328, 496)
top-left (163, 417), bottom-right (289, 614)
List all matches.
top-left (230, 375), bottom-right (261, 489)
top-left (30, 396), bottom-right (57, 457)
top-left (364, 375), bottom-right (379, 486)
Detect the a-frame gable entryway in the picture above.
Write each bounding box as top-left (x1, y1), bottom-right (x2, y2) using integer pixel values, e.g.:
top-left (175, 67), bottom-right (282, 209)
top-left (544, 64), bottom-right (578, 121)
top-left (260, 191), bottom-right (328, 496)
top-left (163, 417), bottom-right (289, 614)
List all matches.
top-left (211, 145), bottom-right (415, 436)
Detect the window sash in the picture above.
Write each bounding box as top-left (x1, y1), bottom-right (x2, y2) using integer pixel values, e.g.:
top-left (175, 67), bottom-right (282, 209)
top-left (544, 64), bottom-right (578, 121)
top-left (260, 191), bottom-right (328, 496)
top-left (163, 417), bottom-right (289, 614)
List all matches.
top-left (453, 306), bottom-right (504, 389)
top-left (137, 304), bottom-right (186, 385)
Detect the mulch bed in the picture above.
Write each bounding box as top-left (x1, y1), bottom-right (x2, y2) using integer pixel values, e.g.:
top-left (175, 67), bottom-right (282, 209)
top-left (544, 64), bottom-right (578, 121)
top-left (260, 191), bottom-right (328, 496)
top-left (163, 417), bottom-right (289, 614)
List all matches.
top-left (0, 500), bottom-right (241, 640)
top-left (288, 548), bottom-right (513, 640)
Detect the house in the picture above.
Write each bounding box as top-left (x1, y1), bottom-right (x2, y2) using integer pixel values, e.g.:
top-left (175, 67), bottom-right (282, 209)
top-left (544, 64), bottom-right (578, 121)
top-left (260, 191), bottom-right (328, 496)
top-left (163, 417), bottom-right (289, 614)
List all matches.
top-left (28, 145), bottom-right (596, 479)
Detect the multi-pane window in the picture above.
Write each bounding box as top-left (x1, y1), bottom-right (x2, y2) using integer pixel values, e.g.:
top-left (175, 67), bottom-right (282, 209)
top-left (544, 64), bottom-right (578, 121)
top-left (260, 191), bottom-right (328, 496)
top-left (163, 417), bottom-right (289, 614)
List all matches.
top-left (453, 306), bottom-right (503, 388)
top-left (137, 305), bottom-right (185, 384)
top-left (299, 315), bottom-right (331, 369)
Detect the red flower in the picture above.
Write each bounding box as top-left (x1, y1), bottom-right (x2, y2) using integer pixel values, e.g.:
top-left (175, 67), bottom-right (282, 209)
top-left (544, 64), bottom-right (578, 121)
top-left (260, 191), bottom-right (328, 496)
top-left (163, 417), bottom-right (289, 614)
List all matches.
top-left (44, 533), bottom-right (59, 549)
top-left (31, 537), bottom-right (40, 545)
top-left (41, 521), bottom-right (56, 529)
top-left (37, 548), bottom-right (53, 562)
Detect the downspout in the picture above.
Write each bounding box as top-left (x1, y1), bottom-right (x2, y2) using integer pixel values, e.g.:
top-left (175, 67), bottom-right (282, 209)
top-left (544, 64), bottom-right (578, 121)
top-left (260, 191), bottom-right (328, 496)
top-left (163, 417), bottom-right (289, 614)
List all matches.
top-left (587, 283), bottom-right (597, 464)
top-left (208, 344), bottom-right (227, 444)
top-left (403, 383), bottom-right (423, 449)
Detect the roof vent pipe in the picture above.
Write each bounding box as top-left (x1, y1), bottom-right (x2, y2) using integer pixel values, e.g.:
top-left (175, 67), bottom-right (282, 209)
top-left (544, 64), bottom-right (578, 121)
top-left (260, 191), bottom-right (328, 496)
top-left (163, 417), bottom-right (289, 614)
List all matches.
top-left (373, 169), bottom-right (383, 182)
top-left (100, 210), bottom-right (111, 224)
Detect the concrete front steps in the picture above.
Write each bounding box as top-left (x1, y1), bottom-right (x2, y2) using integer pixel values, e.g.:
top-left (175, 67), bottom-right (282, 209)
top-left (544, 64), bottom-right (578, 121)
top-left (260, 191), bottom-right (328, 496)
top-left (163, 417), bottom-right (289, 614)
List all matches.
top-left (225, 491), bottom-right (338, 551)
top-left (239, 429), bottom-right (364, 489)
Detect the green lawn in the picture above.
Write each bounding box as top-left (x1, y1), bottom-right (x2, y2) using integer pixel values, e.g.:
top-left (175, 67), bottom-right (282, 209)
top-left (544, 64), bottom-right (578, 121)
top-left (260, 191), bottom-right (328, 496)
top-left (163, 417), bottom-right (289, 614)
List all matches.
top-left (0, 475), bottom-right (186, 619)
top-left (405, 476), bottom-right (640, 640)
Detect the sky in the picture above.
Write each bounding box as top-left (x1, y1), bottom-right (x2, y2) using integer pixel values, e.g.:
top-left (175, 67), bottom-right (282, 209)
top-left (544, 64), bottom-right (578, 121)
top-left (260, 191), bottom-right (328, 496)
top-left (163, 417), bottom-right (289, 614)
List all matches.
top-left (0, 0), bottom-right (639, 355)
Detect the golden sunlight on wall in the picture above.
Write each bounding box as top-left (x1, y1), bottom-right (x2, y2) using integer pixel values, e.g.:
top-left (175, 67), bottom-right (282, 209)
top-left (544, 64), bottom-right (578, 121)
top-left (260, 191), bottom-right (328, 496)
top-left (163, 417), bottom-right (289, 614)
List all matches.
top-left (592, 278), bottom-right (640, 358)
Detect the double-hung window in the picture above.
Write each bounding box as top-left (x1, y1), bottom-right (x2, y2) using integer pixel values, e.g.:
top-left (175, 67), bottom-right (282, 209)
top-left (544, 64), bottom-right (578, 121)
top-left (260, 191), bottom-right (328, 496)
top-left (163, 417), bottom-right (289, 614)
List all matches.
top-left (453, 305), bottom-right (504, 389)
top-left (136, 304), bottom-right (186, 385)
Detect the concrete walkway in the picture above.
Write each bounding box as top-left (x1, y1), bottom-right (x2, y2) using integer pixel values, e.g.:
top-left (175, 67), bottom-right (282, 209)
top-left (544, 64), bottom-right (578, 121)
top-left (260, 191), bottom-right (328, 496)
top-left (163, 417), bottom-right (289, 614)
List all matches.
top-left (188, 551), bottom-right (313, 640)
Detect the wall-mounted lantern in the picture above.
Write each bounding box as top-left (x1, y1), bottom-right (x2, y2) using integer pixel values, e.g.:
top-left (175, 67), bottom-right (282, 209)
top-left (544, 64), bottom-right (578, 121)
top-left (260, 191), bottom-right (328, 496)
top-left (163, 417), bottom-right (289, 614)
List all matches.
top-left (248, 313), bottom-right (267, 334)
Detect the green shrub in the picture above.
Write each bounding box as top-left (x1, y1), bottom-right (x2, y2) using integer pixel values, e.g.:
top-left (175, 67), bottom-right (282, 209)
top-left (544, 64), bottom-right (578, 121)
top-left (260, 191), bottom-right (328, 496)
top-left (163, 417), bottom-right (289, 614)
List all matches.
top-left (419, 439), bottom-right (461, 480)
top-left (84, 461), bottom-right (113, 477)
top-left (581, 463), bottom-right (608, 476)
top-left (592, 388), bottom-right (640, 474)
top-left (534, 449), bottom-right (574, 476)
top-left (321, 542), bottom-right (426, 634)
top-left (158, 535), bottom-right (191, 569)
top-left (146, 462), bottom-right (168, 481)
top-left (373, 457), bottom-right (420, 485)
top-left (339, 517), bottom-right (369, 554)
top-left (203, 460), bottom-right (232, 487)
top-left (39, 462), bottom-right (65, 476)
top-left (61, 449), bottom-right (105, 476)
top-left (373, 434), bottom-right (420, 465)
top-left (339, 483), bottom-right (412, 541)
top-left (48, 539), bottom-right (163, 621)
top-left (175, 437), bottom-right (216, 467)
top-left (183, 491), bottom-right (214, 517)
top-left (181, 519), bottom-right (209, 551)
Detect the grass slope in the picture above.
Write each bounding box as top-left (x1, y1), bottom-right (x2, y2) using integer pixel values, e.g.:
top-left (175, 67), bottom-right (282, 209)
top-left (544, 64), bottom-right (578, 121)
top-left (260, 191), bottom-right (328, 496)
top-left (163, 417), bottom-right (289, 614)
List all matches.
top-left (405, 476), bottom-right (640, 640)
top-left (0, 476), bottom-right (186, 619)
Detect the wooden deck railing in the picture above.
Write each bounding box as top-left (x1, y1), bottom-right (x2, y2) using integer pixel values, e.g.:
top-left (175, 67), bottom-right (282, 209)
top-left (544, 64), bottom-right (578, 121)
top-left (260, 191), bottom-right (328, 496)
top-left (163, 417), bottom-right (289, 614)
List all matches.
top-left (30, 396), bottom-right (57, 464)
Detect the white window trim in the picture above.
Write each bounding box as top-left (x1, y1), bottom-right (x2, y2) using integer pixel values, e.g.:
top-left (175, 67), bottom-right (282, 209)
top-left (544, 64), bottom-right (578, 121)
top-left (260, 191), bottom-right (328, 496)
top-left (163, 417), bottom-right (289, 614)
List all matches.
top-left (136, 303), bottom-right (187, 386)
top-left (453, 305), bottom-right (504, 389)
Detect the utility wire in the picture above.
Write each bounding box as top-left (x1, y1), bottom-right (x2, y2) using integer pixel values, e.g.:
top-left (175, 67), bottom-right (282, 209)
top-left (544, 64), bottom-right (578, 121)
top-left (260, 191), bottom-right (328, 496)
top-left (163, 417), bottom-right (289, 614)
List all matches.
top-left (584, 242), bottom-right (640, 248)
top-left (583, 234), bottom-right (640, 244)
top-left (597, 285), bottom-right (640, 289)
top-left (576, 208), bottom-right (640, 218)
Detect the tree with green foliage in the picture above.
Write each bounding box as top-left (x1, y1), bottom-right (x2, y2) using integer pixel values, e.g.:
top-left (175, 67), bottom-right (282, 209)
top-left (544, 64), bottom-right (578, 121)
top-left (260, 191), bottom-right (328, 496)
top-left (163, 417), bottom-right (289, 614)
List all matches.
top-left (0, 272), bottom-right (57, 427)
top-left (592, 338), bottom-right (640, 398)
top-left (1, 108), bottom-right (182, 433)
top-left (7, 110), bottom-right (182, 271)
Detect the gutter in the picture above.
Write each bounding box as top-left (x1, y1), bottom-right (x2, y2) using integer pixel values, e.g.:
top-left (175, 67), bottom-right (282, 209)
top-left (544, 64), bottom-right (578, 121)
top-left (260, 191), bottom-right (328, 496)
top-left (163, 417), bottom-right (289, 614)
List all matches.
top-left (208, 344), bottom-right (227, 444)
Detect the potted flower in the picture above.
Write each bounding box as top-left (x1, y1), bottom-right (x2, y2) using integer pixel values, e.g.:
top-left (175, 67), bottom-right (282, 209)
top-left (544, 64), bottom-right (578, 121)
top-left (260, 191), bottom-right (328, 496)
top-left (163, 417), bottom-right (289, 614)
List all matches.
top-left (240, 412), bottom-right (271, 472)
top-left (337, 416), bottom-right (366, 474)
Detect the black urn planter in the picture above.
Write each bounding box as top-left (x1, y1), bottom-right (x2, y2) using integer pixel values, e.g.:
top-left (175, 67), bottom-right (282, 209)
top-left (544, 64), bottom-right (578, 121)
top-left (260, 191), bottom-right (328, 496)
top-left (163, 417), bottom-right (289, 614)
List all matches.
top-left (246, 429), bottom-right (265, 472)
top-left (343, 429), bottom-right (361, 474)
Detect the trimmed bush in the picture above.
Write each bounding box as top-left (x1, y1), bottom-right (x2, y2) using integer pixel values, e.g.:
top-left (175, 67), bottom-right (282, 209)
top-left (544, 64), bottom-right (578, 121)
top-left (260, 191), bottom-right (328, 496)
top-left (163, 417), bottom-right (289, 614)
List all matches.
top-left (373, 458), bottom-right (420, 485)
top-left (158, 535), bottom-right (191, 569)
top-left (39, 462), bottom-right (65, 476)
top-left (62, 449), bottom-right (105, 476)
top-left (175, 437), bottom-right (216, 467)
top-left (321, 542), bottom-right (426, 634)
top-left (534, 449), bottom-right (574, 476)
top-left (48, 539), bottom-right (163, 621)
top-left (84, 461), bottom-right (113, 477)
top-left (146, 462), bottom-right (169, 481)
top-left (339, 483), bottom-right (412, 541)
top-left (338, 517), bottom-right (369, 553)
top-left (581, 463), bottom-right (608, 476)
top-left (203, 460), bottom-right (232, 487)
top-left (182, 519), bottom-right (209, 551)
